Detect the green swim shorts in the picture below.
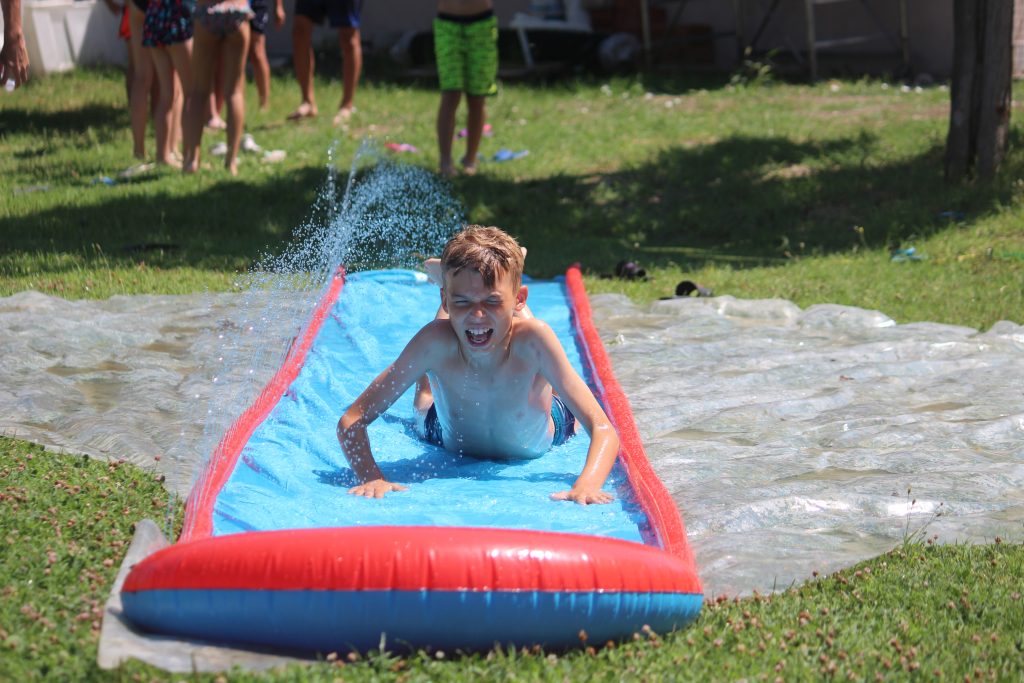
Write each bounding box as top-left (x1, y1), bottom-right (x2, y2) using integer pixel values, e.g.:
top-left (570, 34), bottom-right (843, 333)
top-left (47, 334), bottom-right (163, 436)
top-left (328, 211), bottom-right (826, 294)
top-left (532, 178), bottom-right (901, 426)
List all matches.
top-left (433, 11), bottom-right (498, 97)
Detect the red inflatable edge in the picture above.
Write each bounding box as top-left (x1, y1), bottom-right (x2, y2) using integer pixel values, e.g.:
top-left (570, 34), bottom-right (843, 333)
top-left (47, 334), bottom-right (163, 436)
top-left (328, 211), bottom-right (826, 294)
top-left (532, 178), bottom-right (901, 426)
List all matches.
top-left (181, 269), bottom-right (346, 541)
top-left (123, 525), bottom-right (700, 594)
top-left (564, 265), bottom-right (697, 571)
top-left (127, 266), bottom-right (703, 601)
top-left (179, 265), bottom-right (698, 588)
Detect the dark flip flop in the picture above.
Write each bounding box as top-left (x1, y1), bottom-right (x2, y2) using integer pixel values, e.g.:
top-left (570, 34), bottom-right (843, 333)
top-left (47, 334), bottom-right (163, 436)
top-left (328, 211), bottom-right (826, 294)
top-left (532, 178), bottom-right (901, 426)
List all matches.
top-left (660, 280), bottom-right (713, 300)
top-left (614, 260), bottom-right (648, 280)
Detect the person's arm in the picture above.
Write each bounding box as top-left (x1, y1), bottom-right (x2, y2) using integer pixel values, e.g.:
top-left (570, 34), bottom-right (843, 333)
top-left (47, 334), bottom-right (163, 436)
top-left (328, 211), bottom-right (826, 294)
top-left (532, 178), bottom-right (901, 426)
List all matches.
top-left (337, 322), bottom-right (441, 498)
top-left (1, 0), bottom-right (29, 89)
top-left (529, 321), bottom-right (620, 505)
top-left (273, 0), bottom-right (284, 28)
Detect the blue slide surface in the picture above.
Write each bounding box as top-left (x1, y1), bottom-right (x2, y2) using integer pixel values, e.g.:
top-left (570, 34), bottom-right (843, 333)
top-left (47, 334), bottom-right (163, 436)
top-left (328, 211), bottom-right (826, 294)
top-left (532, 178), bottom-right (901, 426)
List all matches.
top-left (213, 271), bottom-right (650, 542)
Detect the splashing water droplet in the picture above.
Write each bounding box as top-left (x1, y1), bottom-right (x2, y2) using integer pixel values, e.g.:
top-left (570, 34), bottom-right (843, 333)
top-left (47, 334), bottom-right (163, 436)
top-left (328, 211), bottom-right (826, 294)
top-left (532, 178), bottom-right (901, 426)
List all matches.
top-left (176, 142), bottom-right (466, 540)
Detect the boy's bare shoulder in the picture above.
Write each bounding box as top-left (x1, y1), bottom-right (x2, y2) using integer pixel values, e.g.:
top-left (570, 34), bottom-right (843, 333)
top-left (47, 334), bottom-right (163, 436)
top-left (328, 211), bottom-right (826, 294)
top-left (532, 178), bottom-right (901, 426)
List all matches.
top-left (511, 317), bottom-right (561, 352)
top-left (418, 318), bottom-right (459, 344)
top-left (513, 316), bottom-right (551, 334)
top-left (403, 318), bottom-right (459, 359)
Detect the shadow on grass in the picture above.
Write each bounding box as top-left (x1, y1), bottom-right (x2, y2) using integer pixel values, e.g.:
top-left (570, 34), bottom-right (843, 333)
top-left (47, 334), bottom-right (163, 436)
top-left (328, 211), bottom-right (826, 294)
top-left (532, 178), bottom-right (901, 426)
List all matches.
top-left (0, 103), bottom-right (127, 137)
top-left (450, 132), bottom-right (1020, 276)
top-left (2, 132), bottom-right (1019, 280)
top-left (0, 167), bottom-right (326, 274)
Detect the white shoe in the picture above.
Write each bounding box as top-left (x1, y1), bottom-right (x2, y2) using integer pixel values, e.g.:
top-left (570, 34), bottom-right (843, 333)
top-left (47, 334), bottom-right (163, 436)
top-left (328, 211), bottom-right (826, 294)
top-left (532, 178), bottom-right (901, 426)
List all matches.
top-left (210, 142), bottom-right (228, 157)
top-left (241, 133), bottom-right (262, 154)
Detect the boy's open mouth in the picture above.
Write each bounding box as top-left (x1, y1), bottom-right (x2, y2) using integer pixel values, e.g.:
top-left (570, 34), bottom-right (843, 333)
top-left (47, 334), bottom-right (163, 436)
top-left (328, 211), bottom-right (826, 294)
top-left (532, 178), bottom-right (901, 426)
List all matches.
top-left (465, 327), bottom-right (493, 347)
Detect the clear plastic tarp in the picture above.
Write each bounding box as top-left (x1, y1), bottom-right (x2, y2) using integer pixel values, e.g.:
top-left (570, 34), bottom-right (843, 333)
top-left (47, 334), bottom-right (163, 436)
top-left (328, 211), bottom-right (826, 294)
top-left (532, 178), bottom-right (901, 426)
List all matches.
top-left (4, 150), bottom-right (1023, 670)
top-left (3, 288), bottom-right (1022, 598)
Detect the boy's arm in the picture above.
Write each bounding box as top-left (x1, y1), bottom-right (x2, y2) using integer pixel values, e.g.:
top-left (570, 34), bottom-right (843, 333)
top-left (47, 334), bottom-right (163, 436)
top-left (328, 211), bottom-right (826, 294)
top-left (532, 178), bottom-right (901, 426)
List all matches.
top-left (337, 323), bottom-right (442, 498)
top-left (529, 322), bottom-right (620, 505)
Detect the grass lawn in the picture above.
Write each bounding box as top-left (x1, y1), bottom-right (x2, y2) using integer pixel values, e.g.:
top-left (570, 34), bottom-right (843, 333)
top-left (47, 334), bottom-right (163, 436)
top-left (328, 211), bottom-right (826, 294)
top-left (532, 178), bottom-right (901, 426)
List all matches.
top-left (1, 65), bottom-right (1023, 680)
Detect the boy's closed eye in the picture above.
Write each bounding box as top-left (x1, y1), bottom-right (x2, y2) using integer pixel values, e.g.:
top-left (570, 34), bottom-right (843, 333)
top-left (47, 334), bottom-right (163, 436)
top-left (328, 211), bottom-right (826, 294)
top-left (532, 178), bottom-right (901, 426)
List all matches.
top-left (452, 297), bottom-right (502, 306)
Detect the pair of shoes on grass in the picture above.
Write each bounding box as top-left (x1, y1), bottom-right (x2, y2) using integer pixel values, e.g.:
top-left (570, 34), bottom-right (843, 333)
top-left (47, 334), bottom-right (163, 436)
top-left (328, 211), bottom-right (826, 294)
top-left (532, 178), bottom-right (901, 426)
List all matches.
top-left (209, 134), bottom-right (262, 157)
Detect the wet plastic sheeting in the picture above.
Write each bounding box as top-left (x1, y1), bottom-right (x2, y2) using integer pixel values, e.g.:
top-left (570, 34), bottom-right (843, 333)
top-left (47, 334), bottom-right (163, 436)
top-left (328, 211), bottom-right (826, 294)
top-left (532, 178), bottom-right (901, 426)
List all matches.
top-left (1, 290), bottom-right (1022, 596)
top-left (0, 290), bottom-right (309, 497)
top-left (589, 294), bottom-right (1024, 595)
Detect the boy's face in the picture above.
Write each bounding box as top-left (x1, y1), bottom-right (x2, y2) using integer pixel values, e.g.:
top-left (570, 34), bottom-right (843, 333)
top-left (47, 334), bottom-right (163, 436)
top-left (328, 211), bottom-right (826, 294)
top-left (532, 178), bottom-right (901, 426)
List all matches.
top-left (441, 267), bottom-right (526, 354)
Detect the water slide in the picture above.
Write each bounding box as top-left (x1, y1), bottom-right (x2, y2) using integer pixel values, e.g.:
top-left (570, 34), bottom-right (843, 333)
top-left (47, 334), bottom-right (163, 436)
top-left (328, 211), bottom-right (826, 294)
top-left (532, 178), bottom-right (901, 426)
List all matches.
top-left (118, 266), bottom-right (703, 653)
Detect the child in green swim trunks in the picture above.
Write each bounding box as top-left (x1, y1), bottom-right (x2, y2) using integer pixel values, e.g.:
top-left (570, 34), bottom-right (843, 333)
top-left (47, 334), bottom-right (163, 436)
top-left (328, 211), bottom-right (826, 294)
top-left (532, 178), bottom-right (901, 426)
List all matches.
top-left (434, 0), bottom-right (498, 177)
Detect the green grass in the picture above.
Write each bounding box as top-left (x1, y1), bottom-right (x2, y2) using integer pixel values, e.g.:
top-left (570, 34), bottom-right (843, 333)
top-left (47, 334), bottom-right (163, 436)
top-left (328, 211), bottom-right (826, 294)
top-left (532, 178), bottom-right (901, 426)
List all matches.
top-left (0, 439), bottom-right (179, 680)
top-left (2, 66), bottom-right (1023, 679)
top-left (2, 441), bottom-right (1022, 681)
top-left (3, 68), bottom-right (1023, 329)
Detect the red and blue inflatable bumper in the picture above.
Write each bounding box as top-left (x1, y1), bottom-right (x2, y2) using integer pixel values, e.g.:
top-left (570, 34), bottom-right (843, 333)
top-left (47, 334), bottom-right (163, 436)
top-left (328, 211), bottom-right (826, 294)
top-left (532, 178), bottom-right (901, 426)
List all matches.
top-left (120, 266), bottom-right (703, 653)
top-left (122, 526), bottom-right (701, 652)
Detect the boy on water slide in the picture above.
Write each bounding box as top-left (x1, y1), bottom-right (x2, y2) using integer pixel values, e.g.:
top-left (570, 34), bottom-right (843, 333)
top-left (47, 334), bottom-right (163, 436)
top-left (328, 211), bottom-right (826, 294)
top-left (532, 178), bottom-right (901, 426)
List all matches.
top-left (337, 226), bottom-right (620, 504)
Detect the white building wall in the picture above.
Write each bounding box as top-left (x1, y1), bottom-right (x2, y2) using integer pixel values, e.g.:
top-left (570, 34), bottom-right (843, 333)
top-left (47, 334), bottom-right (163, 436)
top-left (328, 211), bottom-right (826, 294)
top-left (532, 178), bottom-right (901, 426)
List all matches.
top-left (9, 0), bottom-right (953, 78)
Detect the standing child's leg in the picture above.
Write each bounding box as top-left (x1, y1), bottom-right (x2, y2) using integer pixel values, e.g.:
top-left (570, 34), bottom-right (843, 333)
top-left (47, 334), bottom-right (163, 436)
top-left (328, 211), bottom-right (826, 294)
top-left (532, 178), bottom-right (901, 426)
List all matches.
top-left (149, 48), bottom-right (176, 165)
top-left (128, 5), bottom-right (154, 160)
top-left (221, 22), bottom-right (251, 175)
top-left (167, 40), bottom-right (193, 162)
top-left (462, 95), bottom-right (485, 175)
top-left (207, 51), bottom-right (226, 128)
top-left (183, 25), bottom-right (217, 173)
top-left (461, 11), bottom-right (498, 173)
top-left (436, 91), bottom-right (461, 177)
top-left (247, 0), bottom-right (272, 110)
top-left (249, 29), bottom-right (270, 110)
top-left (288, 13), bottom-right (317, 119)
top-left (333, 26), bottom-right (361, 125)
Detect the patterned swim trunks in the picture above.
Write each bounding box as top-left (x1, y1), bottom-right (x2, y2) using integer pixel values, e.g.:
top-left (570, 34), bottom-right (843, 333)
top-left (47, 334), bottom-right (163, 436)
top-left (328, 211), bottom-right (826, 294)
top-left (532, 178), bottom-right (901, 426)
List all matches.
top-left (194, 1), bottom-right (255, 37)
top-left (142, 0), bottom-right (194, 47)
top-left (433, 10), bottom-right (498, 97)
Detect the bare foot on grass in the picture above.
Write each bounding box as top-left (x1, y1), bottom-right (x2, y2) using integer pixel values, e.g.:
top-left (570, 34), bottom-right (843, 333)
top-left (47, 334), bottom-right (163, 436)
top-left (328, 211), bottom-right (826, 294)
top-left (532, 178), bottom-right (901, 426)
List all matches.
top-left (439, 161), bottom-right (457, 178)
top-left (287, 102), bottom-right (317, 121)
top-left (332, 106), bottom-right (354, 126)
top-left (460, 156), bottom-right (477, 176)
top-left (156, 156), bottom-right (181, 169)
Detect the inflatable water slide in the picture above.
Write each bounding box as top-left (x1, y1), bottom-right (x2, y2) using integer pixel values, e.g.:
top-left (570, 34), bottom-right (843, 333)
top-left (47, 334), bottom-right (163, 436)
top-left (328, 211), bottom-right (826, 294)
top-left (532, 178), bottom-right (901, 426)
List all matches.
top-left (119, 266), bottom-right (703, 653)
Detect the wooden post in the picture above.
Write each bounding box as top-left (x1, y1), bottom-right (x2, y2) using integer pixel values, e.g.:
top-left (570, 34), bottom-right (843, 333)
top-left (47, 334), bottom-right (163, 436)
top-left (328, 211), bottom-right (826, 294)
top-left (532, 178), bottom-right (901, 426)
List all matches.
top-left (945, 0), bottom-right (1014, 181)
top-left (640, 0), bottom-right (652, 67)
top-left (803, 0), bottom-right (818, 82)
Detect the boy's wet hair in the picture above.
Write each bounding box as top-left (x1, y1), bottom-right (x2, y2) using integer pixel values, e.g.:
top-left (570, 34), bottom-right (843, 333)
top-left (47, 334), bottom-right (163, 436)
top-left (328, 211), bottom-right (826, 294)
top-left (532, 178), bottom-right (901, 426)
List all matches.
top-left (441, 226), bottom-right (524, 288)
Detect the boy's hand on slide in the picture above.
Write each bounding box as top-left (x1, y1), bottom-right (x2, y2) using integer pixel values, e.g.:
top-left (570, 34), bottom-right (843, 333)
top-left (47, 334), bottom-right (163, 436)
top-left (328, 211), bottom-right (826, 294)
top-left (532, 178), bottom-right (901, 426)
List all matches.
top-left (550, 487), bottom-right (614, 505)
top-left (349, 479), bottom-right (408, 498)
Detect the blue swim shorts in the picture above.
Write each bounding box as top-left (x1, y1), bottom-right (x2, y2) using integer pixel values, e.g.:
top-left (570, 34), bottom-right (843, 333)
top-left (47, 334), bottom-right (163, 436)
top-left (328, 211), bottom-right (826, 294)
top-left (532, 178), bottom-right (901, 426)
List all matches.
top-left (295, 0), bottom-right (360, 28)
top-left (423, 394), bottom-right (576, 450)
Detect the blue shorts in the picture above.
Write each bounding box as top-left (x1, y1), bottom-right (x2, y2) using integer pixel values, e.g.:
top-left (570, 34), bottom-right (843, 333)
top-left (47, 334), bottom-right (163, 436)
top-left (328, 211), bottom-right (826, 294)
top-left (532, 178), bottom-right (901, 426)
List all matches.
top-left (294, 0), bottom-right (360, 28)
top-left (250, 0), bottom-right (268, 34)
top-left (423, 395), bottom-right (576, 450)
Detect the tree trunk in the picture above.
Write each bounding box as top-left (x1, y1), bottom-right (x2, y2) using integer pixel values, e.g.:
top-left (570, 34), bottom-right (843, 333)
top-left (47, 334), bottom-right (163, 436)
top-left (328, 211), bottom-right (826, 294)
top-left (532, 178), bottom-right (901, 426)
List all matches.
top-left (945, 0), bottom-right (1014, 181)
